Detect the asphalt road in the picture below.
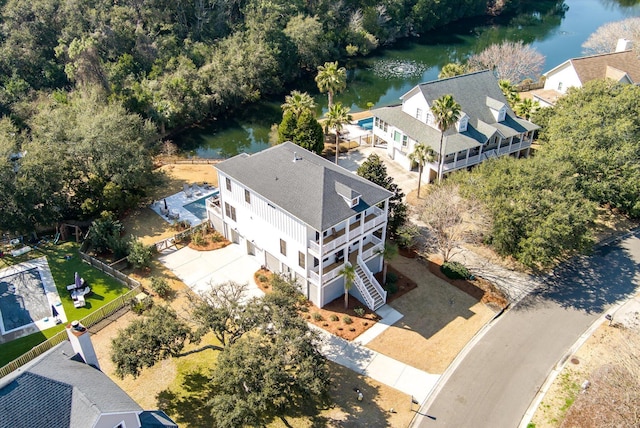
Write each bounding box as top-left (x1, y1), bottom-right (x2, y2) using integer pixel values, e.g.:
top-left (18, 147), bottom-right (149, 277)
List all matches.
top-left (414, 231), bottom-right (640, 427)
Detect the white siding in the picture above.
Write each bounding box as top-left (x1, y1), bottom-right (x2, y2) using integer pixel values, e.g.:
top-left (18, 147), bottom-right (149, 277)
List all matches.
top-left (544, 63), bottom-right (582, 93)
top-left (218, 171), bottom-right (309, 281)
top-left (401, 91), bottom-right (429, 122)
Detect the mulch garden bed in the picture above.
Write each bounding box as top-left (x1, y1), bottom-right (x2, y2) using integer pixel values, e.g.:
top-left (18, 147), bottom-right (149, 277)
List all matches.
top-left (187, 229), bottom-right (231, 251)
top-left (254, 269), bottom-right (380, 341)
top-left (374, 265), bottom-right (418, 304)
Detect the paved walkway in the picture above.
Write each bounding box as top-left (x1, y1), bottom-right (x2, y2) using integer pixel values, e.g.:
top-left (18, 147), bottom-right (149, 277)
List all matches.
top-left (157, 244), bottom-right (440, 402)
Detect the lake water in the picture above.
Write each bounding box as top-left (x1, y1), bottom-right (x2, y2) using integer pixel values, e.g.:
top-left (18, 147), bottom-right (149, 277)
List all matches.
top-left (178, 0), bottom-right (640, 159)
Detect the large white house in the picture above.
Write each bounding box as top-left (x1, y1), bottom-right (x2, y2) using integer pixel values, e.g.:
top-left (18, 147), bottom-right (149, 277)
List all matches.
top-left (371, 70), bottom-right (538, 182)
top-left (534, 39), bottom-right (640, 107)
top-left (206, 142), bottom-right (393, 310)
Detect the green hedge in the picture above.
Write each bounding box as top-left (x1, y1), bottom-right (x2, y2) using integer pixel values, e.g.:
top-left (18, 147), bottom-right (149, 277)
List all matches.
top-left (440, 261), bottom-right (471, 280)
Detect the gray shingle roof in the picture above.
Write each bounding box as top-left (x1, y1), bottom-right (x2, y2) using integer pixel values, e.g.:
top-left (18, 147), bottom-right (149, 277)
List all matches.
top-left (0, 341), bottom-right (176, 428)
top-left (373, 70), bottom-right (538, 153)
top-left (0, 372), bottom-right (73, 428)
top-left (216, 142), bottom-right (393, 231)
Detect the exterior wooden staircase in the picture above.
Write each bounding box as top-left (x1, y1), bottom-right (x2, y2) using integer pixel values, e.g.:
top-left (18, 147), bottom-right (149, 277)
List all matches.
top-left (353, 256), bottom-right (387, 311)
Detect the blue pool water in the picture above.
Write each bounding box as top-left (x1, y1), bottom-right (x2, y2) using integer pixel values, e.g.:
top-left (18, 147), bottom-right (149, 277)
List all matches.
top-left (357, 117), bottom-right (373, 130)
top-left (183, 192), bottom-right (218, 219)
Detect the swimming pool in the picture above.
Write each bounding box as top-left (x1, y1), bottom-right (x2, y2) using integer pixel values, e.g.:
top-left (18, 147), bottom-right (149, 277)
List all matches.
top-left (183, 192), bottom-right (219, 219)
top-left (357, 117), bottom-right (374, 131)
top-left (0, 267), bottom-right (48, 333)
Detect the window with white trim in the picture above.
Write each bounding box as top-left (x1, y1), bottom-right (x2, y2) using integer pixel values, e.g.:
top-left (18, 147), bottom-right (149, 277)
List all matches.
top-left (225, 177), bottom-right (231, 191)
top-left (280, 239), bottom-right (287, 256)
top-left (224, 203), bottom-right (236, 221)
top-left (416, 108), bottom-right (423, 121)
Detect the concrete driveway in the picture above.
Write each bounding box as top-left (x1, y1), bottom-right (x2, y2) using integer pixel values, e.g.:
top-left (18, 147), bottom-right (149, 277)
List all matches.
top-left (157, 244), bottom-right (263, 299)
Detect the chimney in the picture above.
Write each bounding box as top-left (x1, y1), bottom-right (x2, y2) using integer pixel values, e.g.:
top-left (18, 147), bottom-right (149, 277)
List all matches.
top-left (66, 320), bottom-right (100, 369)
top-left (616, 38), bottom-right (633, 52)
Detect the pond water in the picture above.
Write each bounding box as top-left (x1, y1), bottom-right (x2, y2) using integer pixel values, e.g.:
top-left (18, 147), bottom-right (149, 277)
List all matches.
top-left (178, 0), bottom-right (640, 159)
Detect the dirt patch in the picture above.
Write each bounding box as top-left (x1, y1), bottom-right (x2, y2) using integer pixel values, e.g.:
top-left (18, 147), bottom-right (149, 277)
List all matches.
top-left (426, 256), bottom-right (509, 309)
top-left (366, 255), bottom-right (496, 374)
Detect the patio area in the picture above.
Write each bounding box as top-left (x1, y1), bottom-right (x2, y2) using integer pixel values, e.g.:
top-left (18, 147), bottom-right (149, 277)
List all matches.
top-left (150, 184), bottom-right (218, 227)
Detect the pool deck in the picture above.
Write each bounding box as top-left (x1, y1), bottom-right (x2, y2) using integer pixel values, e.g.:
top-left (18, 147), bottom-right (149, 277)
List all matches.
top-left (150, 185), bottom-right (218, 227)
top-left (0, 257), bottom-right (66, 343)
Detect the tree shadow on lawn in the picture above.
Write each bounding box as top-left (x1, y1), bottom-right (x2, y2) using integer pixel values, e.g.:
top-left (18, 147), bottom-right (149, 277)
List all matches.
top-left (155, 363), bottom-right (396, 428)
top-left (386, 258), bottom-right (479, 341)
top-left (522, 232), bottom-right (640, 314)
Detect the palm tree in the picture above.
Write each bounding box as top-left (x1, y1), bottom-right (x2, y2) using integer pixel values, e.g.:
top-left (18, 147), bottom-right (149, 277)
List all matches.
top-left (408, 143), bottom-right (436, 198)
top-left (315, 61), bottom-right (347, 108)
top-left (339, 262), bottom-right (356, 309)
top-left (377, 242), bottom-right (398, 286)
top-left (430, 94), bottom-right (462, 183)
top-left (514, 98), bottom-right (539, 120)
top-left (324, 102), bottom-right (352, 164)
top-left (281, 90), bottom-right (316, 118)
top-left (499, 79), bottom-right (520, 106)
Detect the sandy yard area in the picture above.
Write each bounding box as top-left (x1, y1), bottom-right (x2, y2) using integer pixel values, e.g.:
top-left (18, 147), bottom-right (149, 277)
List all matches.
top-left (366, 256), bottom-right (497, 374)
top-left (123, 163), bottom-right (220, 246)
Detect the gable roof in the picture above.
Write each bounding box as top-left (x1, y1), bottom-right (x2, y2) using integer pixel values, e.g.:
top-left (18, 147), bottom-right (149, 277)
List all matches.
top-left (0, 341), bottom-right (177, 428)
top-left (216, 142), bottom-right (393, 231)
top-left (374, 71), bottom-right (538, 154)
top-left (546, 50), bottom-right (640, 84)
top-left (415, 70), bottom-right (521, 131)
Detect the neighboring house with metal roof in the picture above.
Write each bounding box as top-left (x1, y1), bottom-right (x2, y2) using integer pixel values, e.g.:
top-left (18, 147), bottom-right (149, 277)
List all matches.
top-left (535, 39), bottom-right (640, 107)
top-left (0, 323), bottom-right (177, 428)
top-left (206, 142), bottom-right (392, 310)
top-left (371, 70), bottom-right (538, 181)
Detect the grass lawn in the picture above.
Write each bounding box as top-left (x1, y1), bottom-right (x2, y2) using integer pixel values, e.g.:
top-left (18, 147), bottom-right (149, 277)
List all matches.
top-left (0, 241), bottom-right (132, 367)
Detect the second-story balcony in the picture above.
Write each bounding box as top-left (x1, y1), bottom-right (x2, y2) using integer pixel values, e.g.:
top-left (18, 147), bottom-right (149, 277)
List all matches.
top-left (308, 206), bottom-right (385, 256)
top-left (206, 196), bottom-right (222, 218)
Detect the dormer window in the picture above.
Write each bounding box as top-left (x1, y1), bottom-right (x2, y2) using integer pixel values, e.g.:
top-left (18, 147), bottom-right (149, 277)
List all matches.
top-left (335, 182), bottom-right (361, 208)
top-left (457, 113), bottom-right (468, 132)
top-left (486, 97), bottom-right (507, 122)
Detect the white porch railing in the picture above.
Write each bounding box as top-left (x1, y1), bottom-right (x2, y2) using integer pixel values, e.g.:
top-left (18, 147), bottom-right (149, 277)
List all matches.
top-left (353, 268), bottom-right (376, 310)
top-left (206, 197), bottom-right (222, 217)
top-left (362, 236), bottom-right (383, 260)
top-left (357, 255), bottom-right (387, 304)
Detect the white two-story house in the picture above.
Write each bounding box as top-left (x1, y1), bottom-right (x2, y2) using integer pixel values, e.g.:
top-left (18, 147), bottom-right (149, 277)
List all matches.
top-left (535, 39), bottom-right (640, 107)
top-left (371, 70), bottom-right (538, 182)
top-left (206, 142), bottom-right (393, 310)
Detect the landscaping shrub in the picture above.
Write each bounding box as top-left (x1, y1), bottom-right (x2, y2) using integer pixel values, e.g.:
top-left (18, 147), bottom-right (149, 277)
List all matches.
top-left (130, 296), bottom-right (153, 314)
top-left (385, 282), bottom-right (398, 294)
top-left (191, 230), bottom-right (207, 246)
top-left (211, 232), bottom-right (224, 243)
top-left (343, 315), bottom-right (353, 325)
top-left (441, 261), bottom-right (471, 280)
top-left (127, 237), bottom-right (153, 269)
top-left (386, 272), bottom-right (398, 285)
top-left (330, 314), bottom-right (339, 322)
top-left (312, 312), bottom-right (323, 321)
top-left (150, 277), bottom-right (171, 299)
top-left (354, 307), bottom-right (365, 317)
top-left (257, 274), bottom-right (268, 283)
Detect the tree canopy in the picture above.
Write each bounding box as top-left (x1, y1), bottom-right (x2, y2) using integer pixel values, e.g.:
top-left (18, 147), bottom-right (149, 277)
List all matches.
top-left (539, 80), bottom-right (640, 217)
top-left (357, 153), bottom-right (408, 237)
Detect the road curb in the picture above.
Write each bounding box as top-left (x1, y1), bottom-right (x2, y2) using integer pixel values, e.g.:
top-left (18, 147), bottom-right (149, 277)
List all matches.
top-left (408, 305), bottom-right (507, 427)
top-left (517, 301), bottom-right (629, 428)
